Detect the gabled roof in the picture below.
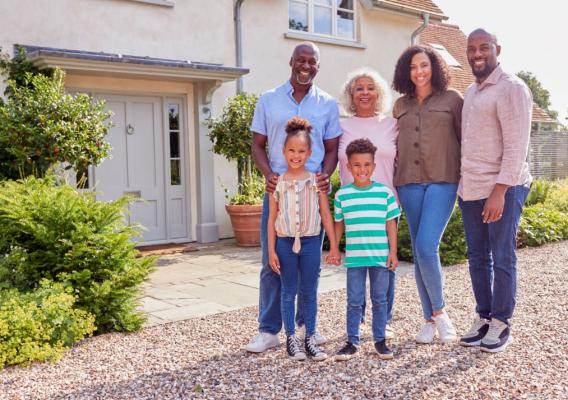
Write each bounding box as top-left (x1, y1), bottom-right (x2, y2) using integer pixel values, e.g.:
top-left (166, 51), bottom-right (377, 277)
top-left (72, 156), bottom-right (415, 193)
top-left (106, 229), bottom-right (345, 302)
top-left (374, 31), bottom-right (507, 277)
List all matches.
top-left (362, 0), bottom-right (447, 21)
top-left (419, 23), bottom-right (555, 123)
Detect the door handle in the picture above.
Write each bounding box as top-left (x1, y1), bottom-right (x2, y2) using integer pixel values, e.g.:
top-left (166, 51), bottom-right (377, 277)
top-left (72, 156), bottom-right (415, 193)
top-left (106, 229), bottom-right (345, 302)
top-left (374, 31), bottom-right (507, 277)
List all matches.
top-left (126, 124), bottom-right (135, 135)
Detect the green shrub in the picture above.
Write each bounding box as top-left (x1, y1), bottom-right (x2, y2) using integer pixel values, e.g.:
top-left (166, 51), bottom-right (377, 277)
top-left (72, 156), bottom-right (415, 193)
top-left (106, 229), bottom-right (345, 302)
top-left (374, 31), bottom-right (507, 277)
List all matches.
top-left (0, 280), bottom-right (95, 368)
top-left (544, 179), bottom-right (568, 212)
top-left (518, 203), bottom-right (568, 246)
top-left (0, 68), bottom-right (111, 180)
top-left (0, 177), bottom-right (155, 333)
top-left (525, 178), bottom-right (557, 206)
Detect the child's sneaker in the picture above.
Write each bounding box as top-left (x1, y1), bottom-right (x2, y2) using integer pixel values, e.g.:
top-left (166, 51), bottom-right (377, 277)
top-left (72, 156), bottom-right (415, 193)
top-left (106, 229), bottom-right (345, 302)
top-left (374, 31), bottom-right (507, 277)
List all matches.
top-left (374, 340), bottom-right (394, 360)
top-left (480, 319), bottom-right (513, 353)
top-left (334, 341), bottom-right (358, 361)
top-left (415, 322), bottom-right (436, 344)
top-left (432, 310), bottom-right (458, 343)
top-left (459, 314), bottom-right (490, 347)
top-left (298, 324), bottom-right (327, 345)
top-left (305, 335), bottom-right (328, 361)
top-left (286, 335), bottom-right (306, 361)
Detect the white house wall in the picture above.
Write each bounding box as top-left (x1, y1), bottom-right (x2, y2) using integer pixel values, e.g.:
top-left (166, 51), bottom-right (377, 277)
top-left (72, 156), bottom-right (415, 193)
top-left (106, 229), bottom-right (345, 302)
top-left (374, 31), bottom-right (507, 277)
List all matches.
top-left (1, 0), bottom-right (423, 241)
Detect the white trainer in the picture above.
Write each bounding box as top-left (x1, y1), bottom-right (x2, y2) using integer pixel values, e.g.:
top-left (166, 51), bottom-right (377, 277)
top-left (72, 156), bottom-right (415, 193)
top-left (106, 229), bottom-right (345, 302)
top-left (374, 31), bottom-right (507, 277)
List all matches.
top-left (244, 332), bottom-right (280, 353)
top-left (433, 310), bottom-right (458, 343)
top-left (385, 323), bottom-right (395, 340)
top-left (416, 322), bottom-right (436, 344)
top-left (298, 324), bottom-right (327, 345)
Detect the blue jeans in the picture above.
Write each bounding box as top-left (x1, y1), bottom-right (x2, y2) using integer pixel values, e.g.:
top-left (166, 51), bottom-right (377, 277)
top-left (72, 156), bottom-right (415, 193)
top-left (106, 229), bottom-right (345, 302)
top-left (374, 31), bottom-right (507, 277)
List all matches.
top-left (459, 184), bottom-right (530, 325)
top-left (278, 235), bottom-right (322, 337)
top-left (360, 270), bottom-right (396, 324)
top-left (397, 183), bottom-right (458, 320)
top-left (347, 267), bottom-right (390, 344)
top-left (259, 193), bottom-right (319, 334)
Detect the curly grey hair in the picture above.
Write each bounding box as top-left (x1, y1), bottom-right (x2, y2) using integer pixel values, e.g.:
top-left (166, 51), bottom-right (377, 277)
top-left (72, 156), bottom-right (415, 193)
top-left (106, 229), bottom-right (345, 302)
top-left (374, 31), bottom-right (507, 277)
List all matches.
top-left (340, 67), bottom-right (392, 116)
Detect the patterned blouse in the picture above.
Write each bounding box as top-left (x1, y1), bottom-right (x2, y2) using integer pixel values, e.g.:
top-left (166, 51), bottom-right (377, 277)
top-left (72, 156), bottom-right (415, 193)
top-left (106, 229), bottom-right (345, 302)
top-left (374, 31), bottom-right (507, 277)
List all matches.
top-left (273, 172), bottom-right (321, 253)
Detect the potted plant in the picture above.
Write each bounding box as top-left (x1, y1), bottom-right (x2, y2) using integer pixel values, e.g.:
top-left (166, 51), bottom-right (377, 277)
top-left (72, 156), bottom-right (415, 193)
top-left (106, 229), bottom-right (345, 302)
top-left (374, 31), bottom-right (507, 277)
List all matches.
top-left (207, 92), bottom-right (264, 246)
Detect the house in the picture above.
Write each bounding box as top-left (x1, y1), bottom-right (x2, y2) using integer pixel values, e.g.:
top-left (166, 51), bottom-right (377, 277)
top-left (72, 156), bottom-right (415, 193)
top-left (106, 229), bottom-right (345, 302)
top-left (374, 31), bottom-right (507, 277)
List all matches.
top-left (1, 0), bottom-right (451, 245)
top-left (418, 22), bottom-right (554, 126)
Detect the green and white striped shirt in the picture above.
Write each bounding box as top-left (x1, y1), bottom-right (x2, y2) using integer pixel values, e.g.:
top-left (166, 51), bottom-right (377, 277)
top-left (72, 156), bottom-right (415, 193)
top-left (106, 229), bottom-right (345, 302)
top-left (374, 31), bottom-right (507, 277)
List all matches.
top-left (334, 182), bottom-right (400, 268)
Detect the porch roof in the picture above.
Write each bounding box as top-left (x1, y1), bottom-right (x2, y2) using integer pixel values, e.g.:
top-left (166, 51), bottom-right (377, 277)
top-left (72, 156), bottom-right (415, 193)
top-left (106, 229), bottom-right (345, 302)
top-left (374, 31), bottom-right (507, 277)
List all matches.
top-left (23, 45), bottom-right (249, 82)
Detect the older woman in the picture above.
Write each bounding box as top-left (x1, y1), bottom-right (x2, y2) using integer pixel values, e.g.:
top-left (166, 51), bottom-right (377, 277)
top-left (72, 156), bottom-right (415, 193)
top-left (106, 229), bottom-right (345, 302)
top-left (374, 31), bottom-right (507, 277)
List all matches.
top-left (392, 45), bottom-right (463, 344)
top-left (337, 67), bottom-right (398, 339)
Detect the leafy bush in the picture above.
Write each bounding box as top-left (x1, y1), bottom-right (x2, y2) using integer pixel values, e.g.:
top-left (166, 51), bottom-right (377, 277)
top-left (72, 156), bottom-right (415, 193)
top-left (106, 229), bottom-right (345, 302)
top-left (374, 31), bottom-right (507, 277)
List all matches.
top-left (544, 179), bottom-right (568, 212)
top-left (0, 280), bottom-right (95, 368)
top-left (207, 93), bottom-right (259, 203)
top-left (0, 177), bottom-right (155, 333)
top-left (0, 68), bottom-right (111, 180)
top-left (525, 178), bottom-right (557, 206)
top-left (518, 203), bottom-right (568, 246)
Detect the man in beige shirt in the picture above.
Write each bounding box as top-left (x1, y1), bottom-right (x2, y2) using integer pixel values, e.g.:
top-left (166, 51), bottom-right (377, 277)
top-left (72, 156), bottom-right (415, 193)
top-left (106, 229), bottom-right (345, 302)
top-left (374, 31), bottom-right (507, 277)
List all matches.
top-left (458, 29), bottom-right (532, 353)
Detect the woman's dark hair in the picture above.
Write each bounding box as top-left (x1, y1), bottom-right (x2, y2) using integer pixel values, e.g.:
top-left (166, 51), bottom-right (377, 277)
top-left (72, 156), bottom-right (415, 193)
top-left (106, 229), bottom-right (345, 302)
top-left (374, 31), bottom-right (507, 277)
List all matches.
top-left (345, 138), bottom-right (377, 160)
top-left (392, 45), bottom-right (450, 96)
top-left (284, 116), bottom-right (312, 148)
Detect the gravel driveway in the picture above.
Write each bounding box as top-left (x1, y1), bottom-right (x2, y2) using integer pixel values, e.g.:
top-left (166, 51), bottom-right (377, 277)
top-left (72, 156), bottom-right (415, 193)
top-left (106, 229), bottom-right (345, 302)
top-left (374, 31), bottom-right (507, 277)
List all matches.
top-left (1, 241), bottom-right (567, 399)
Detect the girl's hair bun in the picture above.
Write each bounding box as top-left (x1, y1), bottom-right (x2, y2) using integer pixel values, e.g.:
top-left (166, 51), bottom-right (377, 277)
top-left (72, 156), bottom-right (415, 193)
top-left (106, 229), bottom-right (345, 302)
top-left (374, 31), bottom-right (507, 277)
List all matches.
top-left (285, 116), bottom-right (312, 134)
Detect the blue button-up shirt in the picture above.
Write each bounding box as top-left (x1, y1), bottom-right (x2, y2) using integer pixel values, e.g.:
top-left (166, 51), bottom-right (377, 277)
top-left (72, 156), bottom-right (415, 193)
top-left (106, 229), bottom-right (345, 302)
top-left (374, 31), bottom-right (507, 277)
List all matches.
top-left (251, 80), bottom-right (342, 175)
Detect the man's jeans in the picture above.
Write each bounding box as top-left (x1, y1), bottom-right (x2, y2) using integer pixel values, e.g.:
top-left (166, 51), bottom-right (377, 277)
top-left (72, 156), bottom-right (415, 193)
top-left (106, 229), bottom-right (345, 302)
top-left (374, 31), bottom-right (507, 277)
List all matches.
top-left (259, 193), bottom-right (320, 334)
top-left (397, 183), bottom-right (458, 320)
top-left (277, 236), bottom-right (321, 337)
top-left (347, 267), bottom-right (390, 344)
top-left (459, 184), bottom-right (530, 324)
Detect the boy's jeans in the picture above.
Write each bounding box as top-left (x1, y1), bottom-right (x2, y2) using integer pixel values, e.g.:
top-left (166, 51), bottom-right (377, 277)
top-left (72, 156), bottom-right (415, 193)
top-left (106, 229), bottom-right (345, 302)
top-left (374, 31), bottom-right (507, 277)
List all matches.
top-left (277, 236), bottom-right (321, 337)
top-left (347, 267), bottom-right (390, 344)
top-left (459, 184), bottom-right (530, 324)
top-left (397, 183), bottom-right (457, 320)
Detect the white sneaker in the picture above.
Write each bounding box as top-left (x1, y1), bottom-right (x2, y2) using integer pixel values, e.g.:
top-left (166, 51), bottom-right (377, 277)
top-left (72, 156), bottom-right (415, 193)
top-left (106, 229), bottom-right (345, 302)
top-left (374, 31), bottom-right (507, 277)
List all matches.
top-left (432, 310), bottom-right (458, 343)
top-left (244, 332), bottom-right (280, 353)
top-left (480, 319), bottom-right (513, 353)
top-left (459, 314), bottom-right (490, 347)
top-left (385, 323), bottom-right (395, 340)
top-left (298, 324), bottom-right (327, 345)
top-left (416, 322), bottom-right (436, 344)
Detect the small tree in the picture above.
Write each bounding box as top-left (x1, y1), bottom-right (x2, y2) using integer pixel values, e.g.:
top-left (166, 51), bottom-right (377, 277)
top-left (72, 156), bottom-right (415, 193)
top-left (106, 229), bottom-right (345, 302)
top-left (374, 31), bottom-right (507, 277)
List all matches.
top-left (517, 70), bottom-right (559, 121)
top-left (207, 92), bottom-right (262, 203)
top-left (0, 68), bottom-right (112, 180)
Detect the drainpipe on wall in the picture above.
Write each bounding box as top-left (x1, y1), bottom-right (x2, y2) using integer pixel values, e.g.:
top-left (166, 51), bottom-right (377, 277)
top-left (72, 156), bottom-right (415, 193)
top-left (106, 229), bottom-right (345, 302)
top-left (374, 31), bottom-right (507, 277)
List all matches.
top-left (410, 13), bottom-right (430, 46)
top-left (234, 0), bottom-right (245, 94)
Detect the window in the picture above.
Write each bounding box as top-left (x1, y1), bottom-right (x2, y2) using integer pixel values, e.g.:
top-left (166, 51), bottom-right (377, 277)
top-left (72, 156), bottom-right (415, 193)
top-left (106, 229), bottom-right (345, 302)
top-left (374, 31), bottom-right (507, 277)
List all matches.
top-left (168, 103), bottom-right (181, 185)
top-left (289, 0), bottom-right (356, 41)
top-left (429, 43), bottom-right (461, 67)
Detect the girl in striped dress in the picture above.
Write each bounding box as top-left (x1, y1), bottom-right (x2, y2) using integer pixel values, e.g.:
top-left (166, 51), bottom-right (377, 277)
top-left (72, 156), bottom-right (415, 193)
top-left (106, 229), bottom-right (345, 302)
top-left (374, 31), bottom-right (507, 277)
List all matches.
top-left (267, 116), bottom-right (340, 361)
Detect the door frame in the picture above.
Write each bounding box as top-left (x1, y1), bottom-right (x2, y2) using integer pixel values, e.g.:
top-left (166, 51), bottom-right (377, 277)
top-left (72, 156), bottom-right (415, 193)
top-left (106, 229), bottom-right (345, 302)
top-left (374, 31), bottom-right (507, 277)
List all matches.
top-left (85, 91), bottom-right (192, 245)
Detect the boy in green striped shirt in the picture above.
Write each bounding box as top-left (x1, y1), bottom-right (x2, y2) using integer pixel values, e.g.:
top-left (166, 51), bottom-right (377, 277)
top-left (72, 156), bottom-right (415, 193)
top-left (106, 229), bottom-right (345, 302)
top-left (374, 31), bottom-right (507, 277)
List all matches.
top-left (332, 138), bottom-right (400, 360)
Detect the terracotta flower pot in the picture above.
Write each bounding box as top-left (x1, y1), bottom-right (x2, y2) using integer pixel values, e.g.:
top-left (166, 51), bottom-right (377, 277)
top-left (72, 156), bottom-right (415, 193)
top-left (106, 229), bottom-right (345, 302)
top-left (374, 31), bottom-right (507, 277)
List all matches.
top-left (225, 204), bottom-right (263, 247)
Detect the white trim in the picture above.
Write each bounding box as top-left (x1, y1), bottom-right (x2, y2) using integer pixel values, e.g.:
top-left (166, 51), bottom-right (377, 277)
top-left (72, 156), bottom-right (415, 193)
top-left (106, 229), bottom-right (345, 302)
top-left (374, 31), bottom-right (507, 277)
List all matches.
top-left (121, 0), bottom-right (175, 7)
top-left (30, 56), bottom-right (246, 83)
top-left (288, 0), bottom-right (359, 42)
top-left (284, 31), bottom-right (366, 49)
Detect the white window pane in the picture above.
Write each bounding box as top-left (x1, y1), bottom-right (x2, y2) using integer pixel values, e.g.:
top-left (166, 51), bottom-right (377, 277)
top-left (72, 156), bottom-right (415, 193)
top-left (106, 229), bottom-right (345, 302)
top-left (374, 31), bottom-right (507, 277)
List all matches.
top-left (429, 43), bottom-right (461, 67)
top-left (289, 1), bottom-right (308, 31)
top-left (315, 0), bottom-right (332, 5)
top-left (336, 0), bottom-right (354, 10)
top-left (314, 6), bottom-right (332, 35)
top-left (337, 10), bottom-right (354, 39)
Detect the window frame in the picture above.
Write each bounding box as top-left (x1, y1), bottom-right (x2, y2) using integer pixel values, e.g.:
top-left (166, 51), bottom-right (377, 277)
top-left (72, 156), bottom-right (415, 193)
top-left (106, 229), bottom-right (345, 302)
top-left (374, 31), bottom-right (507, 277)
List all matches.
top-left (288, 0), bottom-right (358, 42)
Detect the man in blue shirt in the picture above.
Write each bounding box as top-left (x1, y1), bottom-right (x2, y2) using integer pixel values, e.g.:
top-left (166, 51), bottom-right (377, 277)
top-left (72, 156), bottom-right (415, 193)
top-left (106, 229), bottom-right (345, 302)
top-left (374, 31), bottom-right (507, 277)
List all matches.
top-left (245, 42), bottom-right (342, 353)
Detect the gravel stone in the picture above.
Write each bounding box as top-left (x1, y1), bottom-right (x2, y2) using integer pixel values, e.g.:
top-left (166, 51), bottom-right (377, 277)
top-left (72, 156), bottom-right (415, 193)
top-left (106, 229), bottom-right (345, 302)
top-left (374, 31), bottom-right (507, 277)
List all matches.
top-left (1, 242), bottom-right (567, 399)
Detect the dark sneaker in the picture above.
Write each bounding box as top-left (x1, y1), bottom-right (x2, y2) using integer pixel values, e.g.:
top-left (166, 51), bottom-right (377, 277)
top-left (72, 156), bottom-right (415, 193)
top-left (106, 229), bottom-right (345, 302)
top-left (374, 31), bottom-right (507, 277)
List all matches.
top-left (374, 340), bottom-right (394, 360)
top-left (334, 341), bottom-right (358, 361)
top-left (460, 314), bottom-right (490, 347)
top-left (480, 319), bottom-right (513, 353)
top-left (286, 335), bottom-right (306, 361)
top-left (305, 335), bottom-right (328, 361)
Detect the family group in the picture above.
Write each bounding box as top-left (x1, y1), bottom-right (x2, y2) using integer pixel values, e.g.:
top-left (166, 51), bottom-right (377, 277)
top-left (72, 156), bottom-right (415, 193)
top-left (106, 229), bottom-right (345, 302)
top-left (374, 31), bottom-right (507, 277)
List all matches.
top-left (245, 28), bottom-right (533, 362)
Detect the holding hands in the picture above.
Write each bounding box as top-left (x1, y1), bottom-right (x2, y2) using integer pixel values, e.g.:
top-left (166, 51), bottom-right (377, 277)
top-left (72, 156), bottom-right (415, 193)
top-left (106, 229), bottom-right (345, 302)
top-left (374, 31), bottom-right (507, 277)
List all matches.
top-left (325, 246), bottom-right (341, 266)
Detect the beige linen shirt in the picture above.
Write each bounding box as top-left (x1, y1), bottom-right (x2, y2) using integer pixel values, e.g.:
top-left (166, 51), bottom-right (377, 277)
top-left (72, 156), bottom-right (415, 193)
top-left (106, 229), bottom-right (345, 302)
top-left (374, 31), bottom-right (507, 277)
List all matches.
top-left (393, 89), bottom-right (463, 186)
top-left (459, 65), bottom-right (533, 201)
